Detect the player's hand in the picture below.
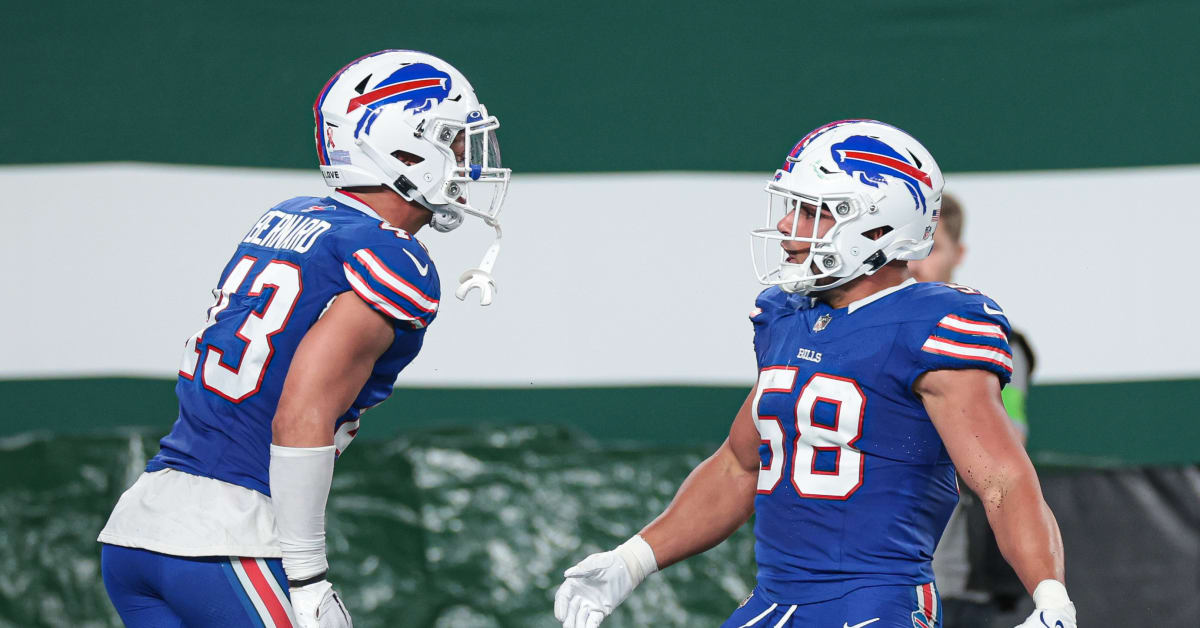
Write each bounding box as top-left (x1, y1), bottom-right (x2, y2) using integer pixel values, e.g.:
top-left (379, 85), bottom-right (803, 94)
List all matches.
top-left (553, 550), bottom-right (635, 628)
top-left (1013, 580), bottom-right (1076, 628)
top-left (1014, 608), bottom-right (1076, 628)
top-left (290, 579), bottom-right (352, 628)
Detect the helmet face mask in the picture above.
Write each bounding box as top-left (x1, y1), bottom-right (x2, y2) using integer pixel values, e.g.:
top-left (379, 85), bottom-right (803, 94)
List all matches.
top-left (750, 119), bottom-right (944, 295)
top-left (752, 186), bottom-right (866, 294)
top-left (439, 110), bottom-right (507, 226)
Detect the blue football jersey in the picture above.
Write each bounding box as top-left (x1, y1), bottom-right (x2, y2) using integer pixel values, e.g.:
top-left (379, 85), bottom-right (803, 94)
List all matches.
top-left (748, 279), bottom-right (1012, 604)
top-left (147, 190), bottom-right (440, 495)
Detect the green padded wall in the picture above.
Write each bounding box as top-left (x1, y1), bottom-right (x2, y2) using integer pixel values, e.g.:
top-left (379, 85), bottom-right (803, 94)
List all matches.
top-left (6, 1), bottom-right (1199, 172)
top-left (3, 377), bottom-right (1196, 465)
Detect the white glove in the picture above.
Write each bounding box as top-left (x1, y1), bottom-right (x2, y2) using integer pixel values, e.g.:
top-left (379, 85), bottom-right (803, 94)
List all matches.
top-left (1014, 580), bottom-right (1076, 628)
top-left (554, 536), bottom-right (658, 628)
top-left (290, 579), bottom-right (352, 628)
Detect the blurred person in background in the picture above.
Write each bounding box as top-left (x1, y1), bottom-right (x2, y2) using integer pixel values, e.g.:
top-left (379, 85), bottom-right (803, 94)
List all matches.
top-left (97, 50), bottom-right (509, 627)
top-left (911, 194), bottom-right (1039, 627)
top-left (553, 120), bottom-right (1074, 628)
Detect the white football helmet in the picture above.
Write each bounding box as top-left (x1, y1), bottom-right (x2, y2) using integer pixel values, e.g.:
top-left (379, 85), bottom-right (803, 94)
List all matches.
top-left (314, 50), bottom-right (510, 303)
top-left (750, 119), bottom-right (944, 294)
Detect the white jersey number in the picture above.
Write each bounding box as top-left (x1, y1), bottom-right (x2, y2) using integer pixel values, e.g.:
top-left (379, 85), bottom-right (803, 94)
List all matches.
top-left (179, 257), bottom-right (303, 402)
top-left (752, 369), bottom-right (866, 500)
top-left (751, 367), bottom-right (796, 494)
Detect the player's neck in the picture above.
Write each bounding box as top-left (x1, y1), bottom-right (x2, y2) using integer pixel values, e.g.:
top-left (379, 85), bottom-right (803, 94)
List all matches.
top-left (340, 187), bottom-right (433, 235)
top-left (819, 263), bottom-right (912, 309)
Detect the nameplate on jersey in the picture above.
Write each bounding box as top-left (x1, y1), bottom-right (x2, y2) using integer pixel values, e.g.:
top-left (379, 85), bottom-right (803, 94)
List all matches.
top-left (241, 210), bottom-right (332, 253)
top-left (796, 347), bottom-right (823, 363)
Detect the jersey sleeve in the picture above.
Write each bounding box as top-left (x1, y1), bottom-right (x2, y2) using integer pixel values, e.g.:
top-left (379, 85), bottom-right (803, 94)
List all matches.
top-left (341, 243), bottom-right (440, 329)
top-left (909, 293), bottom-right (1014, 386)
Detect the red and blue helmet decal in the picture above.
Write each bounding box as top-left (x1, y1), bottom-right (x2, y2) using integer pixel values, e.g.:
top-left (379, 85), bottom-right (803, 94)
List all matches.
top-left (348, 64), bottom-right (454, 137)
top-left (780, 119), bottom-right (869, 173)
top-left (831, 135), bottom-right (932, 212)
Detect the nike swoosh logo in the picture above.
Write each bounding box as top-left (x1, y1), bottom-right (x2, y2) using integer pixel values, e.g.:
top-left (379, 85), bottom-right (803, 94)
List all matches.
top-left (403, 249), bottom-right (429, 276)
top-left (983, 303), bottom-right (1005, 316)
top-left (844, 619), bottom-right (880, 628)
top-left (1038, 611), bottom-right (1064, 628)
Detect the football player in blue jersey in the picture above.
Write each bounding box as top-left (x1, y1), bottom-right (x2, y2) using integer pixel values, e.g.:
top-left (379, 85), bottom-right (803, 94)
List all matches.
top-left (555, 120), bottom-right (1076, 628)
top-left (98, 50), bottom-right (510, 627)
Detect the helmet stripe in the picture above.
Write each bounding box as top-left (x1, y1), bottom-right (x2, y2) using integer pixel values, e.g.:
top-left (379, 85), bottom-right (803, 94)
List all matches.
top-left (793, 119), bottom-right (863, 154)
top-left (783, 119), bottom-right (869, 172)
top-left (313, 50), bottom-right (395, 165)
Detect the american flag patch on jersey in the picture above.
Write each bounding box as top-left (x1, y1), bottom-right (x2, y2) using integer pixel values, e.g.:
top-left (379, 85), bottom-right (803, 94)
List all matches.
top-left (921, 314), bottom-right (1012, 373)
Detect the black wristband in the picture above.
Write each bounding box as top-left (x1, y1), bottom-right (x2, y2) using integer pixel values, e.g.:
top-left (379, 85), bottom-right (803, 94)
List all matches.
top-left (287, 571), bottom-right (328, 588)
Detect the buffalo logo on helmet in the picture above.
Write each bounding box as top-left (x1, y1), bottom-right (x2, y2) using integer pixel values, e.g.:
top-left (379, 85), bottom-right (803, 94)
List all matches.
top-left (831, 135), bottom-right (933, 213)
top-left (348, 64), bottom-right (454, 138)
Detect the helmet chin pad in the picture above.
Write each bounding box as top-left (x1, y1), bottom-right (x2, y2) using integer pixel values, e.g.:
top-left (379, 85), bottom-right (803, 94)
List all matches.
top-left (429, 205), bottom-right (463, 232)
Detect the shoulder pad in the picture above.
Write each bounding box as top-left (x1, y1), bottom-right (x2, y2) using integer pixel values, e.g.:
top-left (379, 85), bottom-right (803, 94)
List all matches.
top-left (908, 282), bottom-right (1013, 381)
top-left (341, 239), bottom-right (440, 328)
top-left (750, 286), bottom-right (810, 324)
top-left (901, 282), bottom-right (1009, 323)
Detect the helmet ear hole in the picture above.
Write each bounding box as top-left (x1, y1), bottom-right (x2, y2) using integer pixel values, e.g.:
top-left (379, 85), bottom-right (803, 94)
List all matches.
top-left (391, 150), bottom-right (425, 166)
top-left (861, 226), bottom-right (893, 241)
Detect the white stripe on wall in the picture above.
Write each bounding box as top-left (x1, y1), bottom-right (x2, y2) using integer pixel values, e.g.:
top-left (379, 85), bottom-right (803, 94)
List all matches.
top-left (2, 163), bottom-right (1198, 384)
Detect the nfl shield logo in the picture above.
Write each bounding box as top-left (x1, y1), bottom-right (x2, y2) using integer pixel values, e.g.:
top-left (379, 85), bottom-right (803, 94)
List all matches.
top-left (813, 314), bottom-right (832, 332)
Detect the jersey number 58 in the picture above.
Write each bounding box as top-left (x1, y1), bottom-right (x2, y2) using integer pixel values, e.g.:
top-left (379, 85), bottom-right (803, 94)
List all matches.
top-left (752, 367), bottom-right (865, 500)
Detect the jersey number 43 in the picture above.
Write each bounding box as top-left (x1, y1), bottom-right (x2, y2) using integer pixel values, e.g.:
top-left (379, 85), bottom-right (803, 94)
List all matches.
top-left (752, 367), bottom-right (865, 500)
top-left (179, 256), bottom-right (303, 402)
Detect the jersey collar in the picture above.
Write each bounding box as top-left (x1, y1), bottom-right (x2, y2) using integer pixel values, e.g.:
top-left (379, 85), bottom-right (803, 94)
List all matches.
top-left (332, 189), bottom-right (385, 222)
top-left (846, 277), bottom-right (917, 314)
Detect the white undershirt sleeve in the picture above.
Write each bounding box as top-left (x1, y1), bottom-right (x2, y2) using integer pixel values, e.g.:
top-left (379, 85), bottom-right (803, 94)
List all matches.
top-left (269, 444), bottom-right (336, 580)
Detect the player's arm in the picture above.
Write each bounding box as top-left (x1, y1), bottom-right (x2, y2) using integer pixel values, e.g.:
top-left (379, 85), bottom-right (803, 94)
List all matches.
top-left (917, 368), bottom-right (1076, 627)
top-left (554, 388), bottom-right (760, 628)
top-left (639, 389), bottom-right (760, 567)
top-left (272, 291), bottom-right (395, 446)
top-left (270, 292), bottom-right (395, 628)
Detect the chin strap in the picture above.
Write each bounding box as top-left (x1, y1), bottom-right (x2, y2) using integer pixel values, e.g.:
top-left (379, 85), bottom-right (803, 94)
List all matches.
top-left (455, 219), bottom-right (502, 306)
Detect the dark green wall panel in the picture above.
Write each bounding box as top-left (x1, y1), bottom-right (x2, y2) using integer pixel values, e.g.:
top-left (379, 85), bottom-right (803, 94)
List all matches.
top-left (5, 1), bottom-right (1198, 173)
top-left (1025, 377), bottom-right (1200, 467)
top-left (3, 376), bottom-right (1197, 465)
